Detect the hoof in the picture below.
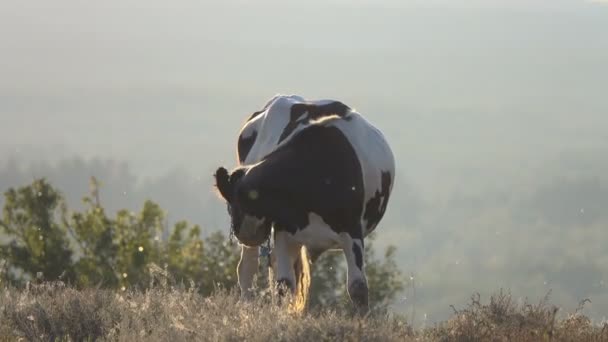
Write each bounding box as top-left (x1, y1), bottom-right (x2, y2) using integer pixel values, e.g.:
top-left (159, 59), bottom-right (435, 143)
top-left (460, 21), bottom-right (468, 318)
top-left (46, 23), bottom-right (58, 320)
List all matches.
top-left (239, 290), bottom-right (255, 302)
top-left (348, 279), bottom-right (369, 315)
top-left (276, 278), bottom-right (293, 297)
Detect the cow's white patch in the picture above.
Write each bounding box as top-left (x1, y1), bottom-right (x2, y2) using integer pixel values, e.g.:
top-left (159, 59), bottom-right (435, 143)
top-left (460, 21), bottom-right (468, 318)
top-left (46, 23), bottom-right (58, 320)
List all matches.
top-left (287, 213), bottom-right (342, 251)
top-left (237, 214), bottom-right (267, 242)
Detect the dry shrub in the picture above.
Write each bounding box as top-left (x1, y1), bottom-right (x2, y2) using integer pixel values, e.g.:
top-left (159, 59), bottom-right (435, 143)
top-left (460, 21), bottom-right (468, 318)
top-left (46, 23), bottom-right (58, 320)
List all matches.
top-left (423, 289), bottom-right (607, 342)
top-left (0, 281), bottom-right (120, 341)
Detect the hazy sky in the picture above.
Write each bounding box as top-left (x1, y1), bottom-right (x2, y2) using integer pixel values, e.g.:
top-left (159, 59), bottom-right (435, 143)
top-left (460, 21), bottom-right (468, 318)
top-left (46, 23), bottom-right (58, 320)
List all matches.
top-left (2, 0), bottom-right (607, 190)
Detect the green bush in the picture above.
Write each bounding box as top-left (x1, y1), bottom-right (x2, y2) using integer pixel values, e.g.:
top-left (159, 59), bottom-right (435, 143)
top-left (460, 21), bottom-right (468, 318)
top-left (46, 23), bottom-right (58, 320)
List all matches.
top-left (0, 178), bottom-right (405, 308)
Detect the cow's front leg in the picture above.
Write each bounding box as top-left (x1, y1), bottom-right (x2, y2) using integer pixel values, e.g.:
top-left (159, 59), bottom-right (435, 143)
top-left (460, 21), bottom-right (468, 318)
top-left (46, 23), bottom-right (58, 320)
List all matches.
top-left (237, 245), bottom-right (259, 300)
top-left (273, 231), bottom-right (298, 297)
top-left (339, 232), bottom-right (369, 315)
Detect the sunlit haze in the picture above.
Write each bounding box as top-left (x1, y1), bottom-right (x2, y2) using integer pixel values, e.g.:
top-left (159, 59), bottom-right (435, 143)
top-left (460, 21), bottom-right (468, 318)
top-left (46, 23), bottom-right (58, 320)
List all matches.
top-left (1, 0), bottom-right (607, 324)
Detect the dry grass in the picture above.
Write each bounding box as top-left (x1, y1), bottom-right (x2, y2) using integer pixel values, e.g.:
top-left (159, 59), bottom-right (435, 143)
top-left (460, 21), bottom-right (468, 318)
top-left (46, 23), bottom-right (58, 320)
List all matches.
top-left (0, 283), bottom-right (606, 342)
top-left (423, 290), bottom-right (607, 342)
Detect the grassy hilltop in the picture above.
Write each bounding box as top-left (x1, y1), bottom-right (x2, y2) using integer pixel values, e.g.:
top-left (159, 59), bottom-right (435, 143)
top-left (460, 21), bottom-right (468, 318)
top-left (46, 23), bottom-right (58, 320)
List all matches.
top-left (1, 282), bottom-right (606, 342)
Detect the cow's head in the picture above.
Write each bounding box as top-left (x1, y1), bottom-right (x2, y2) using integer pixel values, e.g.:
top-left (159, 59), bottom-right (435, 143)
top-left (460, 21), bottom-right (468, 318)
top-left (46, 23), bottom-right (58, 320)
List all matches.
top-left (214, 166), bottom-right (272, 247)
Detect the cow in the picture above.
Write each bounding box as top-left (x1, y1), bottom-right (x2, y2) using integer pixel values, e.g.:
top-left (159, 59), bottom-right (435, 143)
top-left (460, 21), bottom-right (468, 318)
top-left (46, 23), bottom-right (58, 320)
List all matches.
top-left (213, 94), bottom-right (395, 314)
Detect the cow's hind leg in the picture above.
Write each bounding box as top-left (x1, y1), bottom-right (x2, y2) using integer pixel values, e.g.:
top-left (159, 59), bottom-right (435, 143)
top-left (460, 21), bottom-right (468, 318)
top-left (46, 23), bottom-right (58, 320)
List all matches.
top-left (271, 231), bottom-right (312, 314)
top-left (339, 232), bottom-right (369, 315)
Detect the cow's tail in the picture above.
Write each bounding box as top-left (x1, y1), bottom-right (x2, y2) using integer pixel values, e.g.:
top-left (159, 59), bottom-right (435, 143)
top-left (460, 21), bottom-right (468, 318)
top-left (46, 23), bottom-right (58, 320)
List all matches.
top-left (290, 245), bottom-right (311, 315)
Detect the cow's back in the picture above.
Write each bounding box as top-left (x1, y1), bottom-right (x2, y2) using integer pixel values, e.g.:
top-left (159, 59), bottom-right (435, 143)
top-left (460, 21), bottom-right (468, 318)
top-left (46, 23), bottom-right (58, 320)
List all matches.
top-left (238, 95), bottom-right (351, 164)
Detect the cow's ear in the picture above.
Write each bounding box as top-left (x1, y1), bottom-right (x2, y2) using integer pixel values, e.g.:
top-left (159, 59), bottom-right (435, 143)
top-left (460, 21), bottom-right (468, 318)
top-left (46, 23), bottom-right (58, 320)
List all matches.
top-left (214, 167), bottom-right (233, 202)
top-left (229, 168), bottom-right (246, 186)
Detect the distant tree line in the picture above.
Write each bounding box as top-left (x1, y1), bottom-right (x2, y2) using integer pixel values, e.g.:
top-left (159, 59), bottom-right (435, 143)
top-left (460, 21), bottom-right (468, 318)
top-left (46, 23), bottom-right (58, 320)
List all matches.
top-left (0, 178), bottom-right (406, 311)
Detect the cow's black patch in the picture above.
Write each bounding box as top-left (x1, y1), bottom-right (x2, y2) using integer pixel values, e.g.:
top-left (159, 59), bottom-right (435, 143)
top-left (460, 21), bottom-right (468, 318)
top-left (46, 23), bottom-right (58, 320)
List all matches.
top-left (352, 243), bottom-right (363, 271)
top-left (235, 125), bottom-right (364, 238)
top-left (237, 130), bottom-right (257, 163)
top-left (278, 101), bottom-right (351, 143)
top-left (363, 171), bottom-right (392, 233)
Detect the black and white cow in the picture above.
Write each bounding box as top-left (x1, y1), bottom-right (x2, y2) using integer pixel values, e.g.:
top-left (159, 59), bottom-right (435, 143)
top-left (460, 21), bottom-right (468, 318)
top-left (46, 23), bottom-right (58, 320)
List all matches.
top-left (214, 94), bottom-right (395, 314)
